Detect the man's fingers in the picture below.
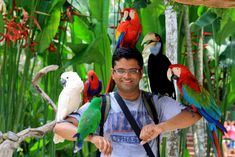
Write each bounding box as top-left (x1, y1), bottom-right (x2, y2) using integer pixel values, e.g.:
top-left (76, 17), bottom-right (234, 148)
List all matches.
top-left (140, 140), bottom-right (147, 145)
top-left (104, 141), bottom-right (112, 155)
top-left (99, 138), bottom-right (112, 156)
top-left (98, 139), bottom-right (104, 151)
top-left (140, 129), bottom-right (154, 140)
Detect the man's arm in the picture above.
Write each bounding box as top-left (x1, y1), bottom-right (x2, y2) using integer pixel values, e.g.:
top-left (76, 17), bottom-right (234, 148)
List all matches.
top-left (53, 117), bottom-right (112, 155)
top-left (139, 110), bottom-right (201, 144)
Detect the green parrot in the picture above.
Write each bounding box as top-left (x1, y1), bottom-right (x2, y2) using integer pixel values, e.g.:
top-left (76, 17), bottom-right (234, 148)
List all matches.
top-left (73, 97), bottom-right (101, 153)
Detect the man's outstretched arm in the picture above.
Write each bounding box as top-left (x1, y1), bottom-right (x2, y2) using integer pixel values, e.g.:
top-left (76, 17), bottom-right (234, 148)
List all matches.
top-left (53, 117), bottom-right (112, 155)
top-left (140, 110), bottom-right (201, 144)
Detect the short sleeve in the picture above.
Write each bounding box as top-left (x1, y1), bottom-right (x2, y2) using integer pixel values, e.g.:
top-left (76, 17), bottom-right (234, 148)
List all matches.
top-left (67, 102), bottom-right (90, 121)
top-left (153, 95), bottom-right (186, 122)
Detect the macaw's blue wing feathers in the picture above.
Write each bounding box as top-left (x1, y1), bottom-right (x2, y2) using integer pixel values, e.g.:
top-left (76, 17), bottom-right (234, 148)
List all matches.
top-left (182, 85), bottom-right (226, 133)
top-left (88, 81), bottom-right (102, 96)
top-left (182, 85), bottom-right (221, 119)
top-left (168, 64), bottom-right (227, 157)
top-left (116, 32), bottom-right (125, 48)
top-left (82, 70), bottom-right (102, 104)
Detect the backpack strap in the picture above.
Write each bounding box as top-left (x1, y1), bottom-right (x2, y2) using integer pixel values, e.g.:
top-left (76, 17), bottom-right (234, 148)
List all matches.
top-left (142, 91), bottom-right (160, 157)
top-left (114, 92), bottom-right (155, 157)
top-left (96, 94), bottom-right (110, 157)
top-left (142, 91), bottom-right (159, 124)
top-left (97, 92), bottom-right (160, 157)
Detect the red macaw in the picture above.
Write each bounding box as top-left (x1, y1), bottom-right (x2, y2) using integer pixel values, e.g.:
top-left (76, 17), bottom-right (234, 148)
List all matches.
top-left (82, 70), bottom-right (102, 104)
top-left (167, 64), bottom-right (227, 157)
top-left (115, 8), bottom-right (142, 49)
top-left (106, 8), bottom-right (142, 93)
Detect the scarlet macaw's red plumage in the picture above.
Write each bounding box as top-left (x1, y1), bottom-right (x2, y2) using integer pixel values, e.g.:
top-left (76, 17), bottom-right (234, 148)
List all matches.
top-left (167, 64), bottom-right (227, 157)
top-left (106, 8), bottom-right (142, 93)
top-left (82, 70), bottom-right (102, 104)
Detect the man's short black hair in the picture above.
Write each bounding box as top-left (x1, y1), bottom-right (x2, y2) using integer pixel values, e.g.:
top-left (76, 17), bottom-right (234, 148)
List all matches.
top-left (112, 47), bottom-right (143, 68)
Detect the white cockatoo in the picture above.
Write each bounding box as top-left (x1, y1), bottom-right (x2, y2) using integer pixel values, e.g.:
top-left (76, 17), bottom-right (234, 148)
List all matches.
top-left (53, 71), bottom-right (84, 144)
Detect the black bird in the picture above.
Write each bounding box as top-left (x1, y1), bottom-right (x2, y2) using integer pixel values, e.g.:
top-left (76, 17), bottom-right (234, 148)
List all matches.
top-left (141, 32), bottom-right (175, 99)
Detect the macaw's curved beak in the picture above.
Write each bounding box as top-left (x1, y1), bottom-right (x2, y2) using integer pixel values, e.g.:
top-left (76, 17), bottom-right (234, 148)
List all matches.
top-left (167, 68), bottom-right (179, 81)
top-left (167, 68), bottom-right (173, 81)
top-left (60, 78), bottom-right (66, 87)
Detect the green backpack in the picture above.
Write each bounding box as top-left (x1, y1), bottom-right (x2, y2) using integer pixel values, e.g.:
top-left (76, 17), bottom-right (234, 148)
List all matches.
top-left (97, 91), bottom-right (160, 157)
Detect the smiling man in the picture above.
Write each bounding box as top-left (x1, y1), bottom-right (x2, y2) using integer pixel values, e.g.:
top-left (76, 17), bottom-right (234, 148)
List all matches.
top-left (53, 47), bottom-right (201, 157)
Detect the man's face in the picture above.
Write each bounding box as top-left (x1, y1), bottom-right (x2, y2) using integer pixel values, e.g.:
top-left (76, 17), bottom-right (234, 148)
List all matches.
top-left (112, 58), bottom-right (143, 93)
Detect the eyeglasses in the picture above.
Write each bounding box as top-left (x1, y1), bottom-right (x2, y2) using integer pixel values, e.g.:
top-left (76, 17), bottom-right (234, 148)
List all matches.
top-left (113, 68), bottom-right (141, 75)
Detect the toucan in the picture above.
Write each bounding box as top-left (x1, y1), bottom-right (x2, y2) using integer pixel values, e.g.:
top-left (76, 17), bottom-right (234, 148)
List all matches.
top-left (141, 32), bottom-right (175, 99)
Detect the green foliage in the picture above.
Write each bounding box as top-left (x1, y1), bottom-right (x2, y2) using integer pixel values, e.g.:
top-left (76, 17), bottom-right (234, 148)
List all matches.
top-left (215, 19), bottom-right (235, 45)
top-left (190, 9), bottom-right (218, 31)
top-left (133, 0), bottom-right (151, 9)
top-left (71, 16), bottom-right (94, 43)
top-left (0, 14), bottom-right (4, 33)
top-left (36, 8), bottom-right (61, 53)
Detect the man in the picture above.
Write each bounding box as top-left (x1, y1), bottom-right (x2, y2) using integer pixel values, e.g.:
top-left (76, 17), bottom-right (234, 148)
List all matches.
top-left (53, 47), bottom-right (201, 157)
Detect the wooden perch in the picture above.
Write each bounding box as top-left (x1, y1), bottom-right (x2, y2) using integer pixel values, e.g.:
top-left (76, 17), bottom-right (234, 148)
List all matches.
top-left (0, 65), bottom-right (59, 157)
top-left (0, 121), bottom-right (56, 157)
top-left (32, 65), bottom-right (59, 112)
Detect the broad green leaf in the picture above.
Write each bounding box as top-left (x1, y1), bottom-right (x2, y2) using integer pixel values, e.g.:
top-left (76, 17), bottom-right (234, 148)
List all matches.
top-left (63, 37), bottom-right (105, 69)
top-left (215, 19), bottom-right (235, 45)
top-left (70, 16), bottom-right (94, 43)
top-left (89, 0), bottom-right (109, 27)
top-left (89, 0), bottom-right (103, 22)
top-left (190, 10), bottom-right (217, 31)
top-left (89, 0), bottom-right (111, 91)
top-left (140, 0), bottom-right (164, 35)
top-left (197, 6), bottom-right (207, 16)
top-left (133, 0), bottom-right (151, 9)
top-left (48, 0), bottom-right (66, 13)
top-left (0, 14), bottom-right (3, 33)
top-left (94, 34), bottom-right (112, 92)
top-left (67, 43), bottom-right (88, 55)
top-left (36, 8), bottom-right (61, 53)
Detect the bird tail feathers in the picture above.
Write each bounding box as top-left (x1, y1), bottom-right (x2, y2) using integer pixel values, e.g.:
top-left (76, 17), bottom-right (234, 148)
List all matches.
top-left (208, 129), bottom-right (222, 157)
top-left (53, 133), bottom-right (65, 144)
top-left (73, 133), bottom-right (83, 153)
top-left (200, 109), bottom-right (227, 133)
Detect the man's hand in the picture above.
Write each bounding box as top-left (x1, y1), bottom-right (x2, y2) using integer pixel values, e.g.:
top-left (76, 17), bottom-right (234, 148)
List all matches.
top-left (86, 135), bottom-right (112, 156)
top-left (139, 124), bottom-right (163, 145)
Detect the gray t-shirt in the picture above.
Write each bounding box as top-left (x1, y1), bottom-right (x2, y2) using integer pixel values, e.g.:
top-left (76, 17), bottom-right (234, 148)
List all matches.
top-left (76, 91), bottom-right (185, 157)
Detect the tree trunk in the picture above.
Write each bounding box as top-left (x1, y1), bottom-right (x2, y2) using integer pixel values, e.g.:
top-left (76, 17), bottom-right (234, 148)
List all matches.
top-left (165, 2), bottom-right (178, 64)
top-left (184, 7), bottom-right (207, 157)
top-left (184, 6), bottom-right (195, 74)
top-left (192, 27), bottom-right (207, 157)
top-left (164, 1), bottom-right (180, 156)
